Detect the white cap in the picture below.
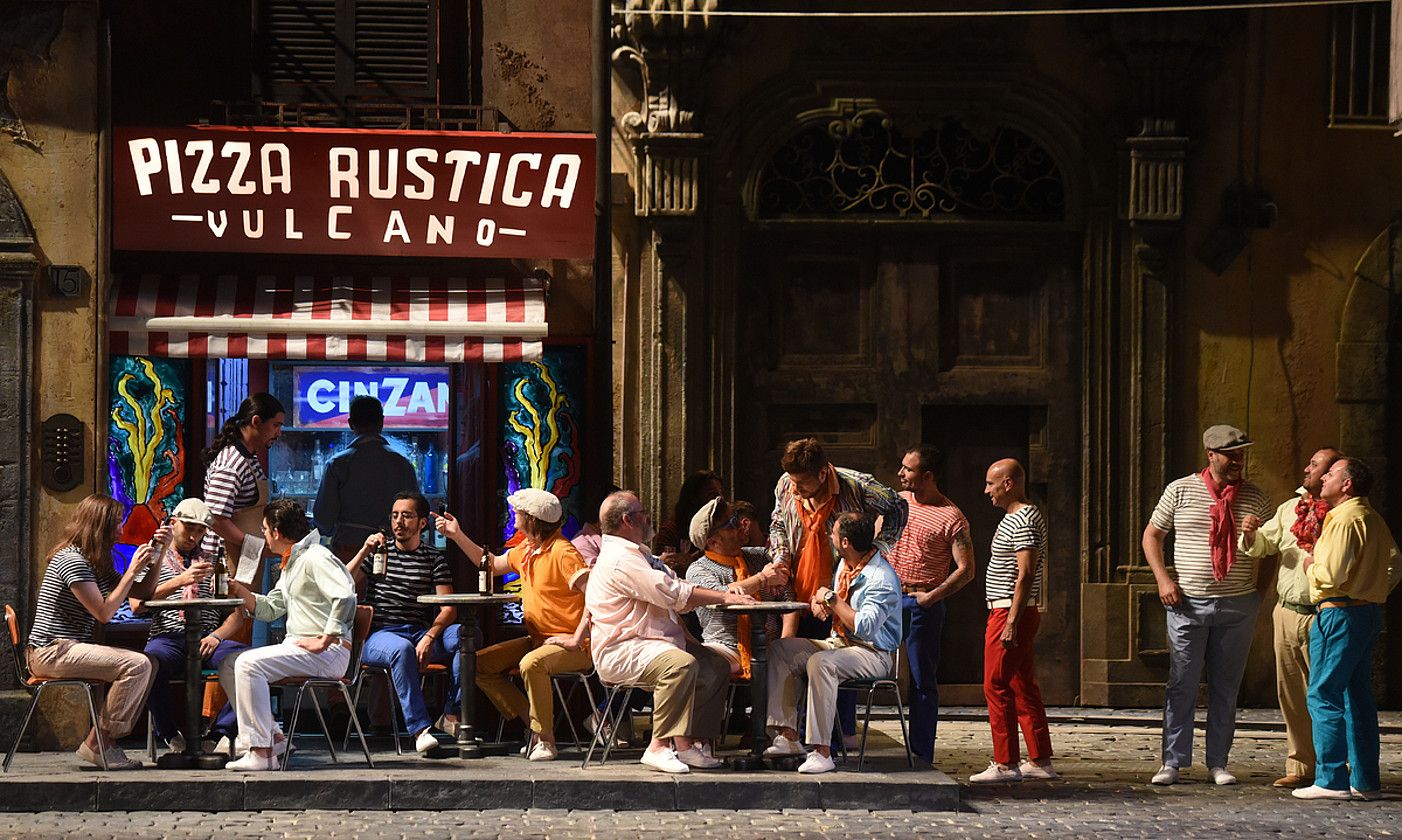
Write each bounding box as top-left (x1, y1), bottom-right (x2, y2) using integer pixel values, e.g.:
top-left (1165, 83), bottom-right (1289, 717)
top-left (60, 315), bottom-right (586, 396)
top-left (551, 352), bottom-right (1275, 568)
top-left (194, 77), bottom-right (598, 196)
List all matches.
top-left (170, 497), bottom-right (212, 526)
top-left (507, 488), bottom-right (563, 524)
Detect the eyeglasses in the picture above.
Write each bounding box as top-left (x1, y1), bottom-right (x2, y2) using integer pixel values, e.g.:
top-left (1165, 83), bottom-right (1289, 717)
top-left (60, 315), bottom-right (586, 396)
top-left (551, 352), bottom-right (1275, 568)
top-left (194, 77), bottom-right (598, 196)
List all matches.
top-left (710, 513), bottom-right (739, 535)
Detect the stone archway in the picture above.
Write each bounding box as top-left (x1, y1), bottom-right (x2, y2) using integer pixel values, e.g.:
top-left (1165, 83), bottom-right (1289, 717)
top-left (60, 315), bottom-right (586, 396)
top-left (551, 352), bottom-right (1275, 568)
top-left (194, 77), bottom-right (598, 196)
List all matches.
top-left (0, 168), bottom-right (37, 690)
top-left (1335, 220), bottom-right (1402, 707)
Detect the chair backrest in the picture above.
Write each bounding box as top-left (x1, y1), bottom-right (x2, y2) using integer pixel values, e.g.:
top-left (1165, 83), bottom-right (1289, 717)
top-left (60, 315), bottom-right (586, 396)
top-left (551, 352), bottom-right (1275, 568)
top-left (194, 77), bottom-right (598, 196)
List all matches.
top-left (4, 605), bottom-right (32, 686)
top-left (345, 604), bottom-right (374, 680)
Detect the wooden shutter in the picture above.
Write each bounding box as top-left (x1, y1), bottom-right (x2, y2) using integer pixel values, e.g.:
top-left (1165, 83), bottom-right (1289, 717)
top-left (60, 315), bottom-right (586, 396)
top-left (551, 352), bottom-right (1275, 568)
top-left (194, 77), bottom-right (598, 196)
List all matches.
top-left (354, 0), bottom-right (436, 99)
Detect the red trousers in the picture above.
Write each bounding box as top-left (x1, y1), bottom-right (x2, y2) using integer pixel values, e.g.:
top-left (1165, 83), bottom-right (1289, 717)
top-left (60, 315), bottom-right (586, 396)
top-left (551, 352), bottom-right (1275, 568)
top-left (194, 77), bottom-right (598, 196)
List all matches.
top-left (983, 607), bottom-right (1053, 765)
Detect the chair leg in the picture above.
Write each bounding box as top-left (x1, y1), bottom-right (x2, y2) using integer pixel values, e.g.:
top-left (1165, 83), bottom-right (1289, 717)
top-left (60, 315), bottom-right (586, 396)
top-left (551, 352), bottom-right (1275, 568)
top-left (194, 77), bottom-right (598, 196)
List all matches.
top-left (581, 683), bottom-right (622, 770)
top-left (892, 687), bottom-right (914, 769)
top-left (341, 672), bottom-right (365, 753)
top-left (599, 687), bottom-right (633, 767)
top-left (306, 687), bottom-right (339, 763)
top-left (280, 686), bottom-right (306, 771)
top-left (83, 684), bottom-right (109, 771)
top-left (856, 687), bottom-right (876, 773)
top-left (3, 690), bottom-right (43, 773)
top-left (338, 683), bottom-right (374, 769)
top-left (553, 675), bottom-right (582, 750)
top-left (719, 682), bottom-right (738, 747)
top-left (381, 669), bottom-right (403, 754)
top-left (147, 709), bottom-right (157, 762)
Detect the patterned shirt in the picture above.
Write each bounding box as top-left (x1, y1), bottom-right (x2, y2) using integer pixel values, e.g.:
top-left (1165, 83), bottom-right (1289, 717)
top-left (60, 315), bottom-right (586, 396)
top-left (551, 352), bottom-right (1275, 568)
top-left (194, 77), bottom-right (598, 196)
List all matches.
top-left (886, 492), bottom-right (968, 586)
top-left (200, 440), bottom-right (265, 557)
top-left (365, 541), bottom-right (452, 630)
top-left (29, 547), bottom-right (117, 648)
top-left (1150, 474), bottom-right (1272, 598)
top-left (986, 504), bottom-right (1048, 606)
top-left (767, 466), bottom-right (907, 584)
top-left (141, 547), bottom-right (219, 638)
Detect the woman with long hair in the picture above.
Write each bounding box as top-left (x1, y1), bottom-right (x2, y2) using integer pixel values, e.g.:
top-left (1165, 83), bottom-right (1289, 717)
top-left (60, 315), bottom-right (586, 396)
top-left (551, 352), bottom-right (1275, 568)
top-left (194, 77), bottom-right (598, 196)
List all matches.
top-left (26, 493), bottom-right (162, 769)
top-left (200, 393), bottom-right (285, 587)
top-left (652, 469), bottom-right (725, 571)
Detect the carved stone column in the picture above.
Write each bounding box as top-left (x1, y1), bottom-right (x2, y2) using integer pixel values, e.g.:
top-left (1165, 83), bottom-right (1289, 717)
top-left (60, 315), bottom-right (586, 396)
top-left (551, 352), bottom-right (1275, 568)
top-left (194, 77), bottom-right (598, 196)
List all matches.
top-left (614, 2), bottom-right (719, 514)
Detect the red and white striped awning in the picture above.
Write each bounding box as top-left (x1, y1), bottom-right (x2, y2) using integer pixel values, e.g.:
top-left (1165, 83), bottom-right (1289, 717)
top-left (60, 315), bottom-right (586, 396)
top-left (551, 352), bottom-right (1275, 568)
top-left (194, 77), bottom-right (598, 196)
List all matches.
top-left (109, 273), bottom-right (547, 362)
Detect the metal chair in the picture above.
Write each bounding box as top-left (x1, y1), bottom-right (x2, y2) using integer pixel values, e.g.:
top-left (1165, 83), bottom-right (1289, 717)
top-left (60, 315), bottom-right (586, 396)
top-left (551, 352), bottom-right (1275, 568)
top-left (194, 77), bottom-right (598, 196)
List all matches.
top-left (273, 604), bottom-right (375, 770)
top-left (492, 667), bottom-right (601, 751)
top-left (145, 667), bottom-right (220, 761)
top-left (3, 604), bottom-right (110, 772)
top-left (580, 680), bottom-right (652, 769)
top-left (835, 611), bottom-right (914, 771)
top-left (341, 660), bottom-right (450, 754)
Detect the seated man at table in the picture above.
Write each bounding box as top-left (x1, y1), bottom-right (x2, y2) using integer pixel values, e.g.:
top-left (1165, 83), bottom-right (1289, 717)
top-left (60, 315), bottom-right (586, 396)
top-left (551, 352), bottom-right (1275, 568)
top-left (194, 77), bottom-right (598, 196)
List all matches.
top-left (219, 500), bottom-right (357, 771)
top-left (130, 497), bottom-right (248, 754)
top-left (685, 497), bottom-right (791, 677)
top-left (764, 512), bottom-right (902, 774)
top-left (448, 488), bottom-right (593, 762)
top-left (346, 491), bottom-right (459, 756)
top-left (587, 490), bottom-right (756, 773)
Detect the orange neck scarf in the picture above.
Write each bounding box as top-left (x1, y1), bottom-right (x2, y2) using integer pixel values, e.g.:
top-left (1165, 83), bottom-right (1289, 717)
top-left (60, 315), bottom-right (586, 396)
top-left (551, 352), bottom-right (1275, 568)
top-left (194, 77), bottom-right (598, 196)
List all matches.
top-left (793, 471), bottom-right (839, 603)
top-left (705, 550), bottom-right (752, 679)
top-left (833, 551), bottom-right (872, 641)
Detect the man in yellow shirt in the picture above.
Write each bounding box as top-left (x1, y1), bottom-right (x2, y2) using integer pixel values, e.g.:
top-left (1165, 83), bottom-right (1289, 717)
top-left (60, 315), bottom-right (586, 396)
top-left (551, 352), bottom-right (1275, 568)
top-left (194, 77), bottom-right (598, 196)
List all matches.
top-left (1292, 458), bottom-right (1401, 801)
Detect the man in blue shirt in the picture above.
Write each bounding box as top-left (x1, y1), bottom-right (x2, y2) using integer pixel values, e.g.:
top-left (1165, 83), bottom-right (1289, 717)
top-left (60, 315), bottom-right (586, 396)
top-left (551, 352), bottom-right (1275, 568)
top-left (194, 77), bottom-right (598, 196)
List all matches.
top-left (313, 396), bottom-right (420, 563)
top-left (762, 512), bottom-right (902, 774)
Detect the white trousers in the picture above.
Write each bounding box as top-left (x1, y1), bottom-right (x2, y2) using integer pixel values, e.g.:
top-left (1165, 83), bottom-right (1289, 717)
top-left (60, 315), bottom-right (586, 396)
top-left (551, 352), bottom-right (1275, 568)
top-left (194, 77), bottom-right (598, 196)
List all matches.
top-left (766, 636), bottom-right (892, 747)
top-left (218, 640), bottom-right (349, 749)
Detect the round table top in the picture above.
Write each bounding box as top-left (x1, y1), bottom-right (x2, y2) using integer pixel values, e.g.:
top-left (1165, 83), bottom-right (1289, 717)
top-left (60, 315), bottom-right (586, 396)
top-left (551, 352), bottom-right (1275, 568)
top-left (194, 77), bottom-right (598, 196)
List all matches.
top-left (715, 600), bottom-right (809, 613)
top-left (144, 597), bottom-right (245, 610)
top-left (417, 593), bottom-right (520, 606)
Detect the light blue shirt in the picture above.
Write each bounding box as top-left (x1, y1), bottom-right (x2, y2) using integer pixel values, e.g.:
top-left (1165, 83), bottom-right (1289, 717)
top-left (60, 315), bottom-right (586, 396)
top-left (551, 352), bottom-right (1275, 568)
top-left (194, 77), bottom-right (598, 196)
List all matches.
top-left (842, 550), bottom-right (903, 653)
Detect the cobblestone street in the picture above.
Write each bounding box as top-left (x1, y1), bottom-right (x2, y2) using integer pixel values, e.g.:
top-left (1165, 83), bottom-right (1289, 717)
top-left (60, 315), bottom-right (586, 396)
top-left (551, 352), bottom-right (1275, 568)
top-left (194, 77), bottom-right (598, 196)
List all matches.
top-left (2, 717), bottom-right (1398, 838)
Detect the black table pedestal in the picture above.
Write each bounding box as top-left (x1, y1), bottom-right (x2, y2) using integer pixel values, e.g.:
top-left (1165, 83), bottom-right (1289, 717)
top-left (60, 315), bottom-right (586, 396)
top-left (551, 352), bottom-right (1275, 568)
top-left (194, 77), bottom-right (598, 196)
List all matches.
top-left (155, 603), bottom-right (229, 769)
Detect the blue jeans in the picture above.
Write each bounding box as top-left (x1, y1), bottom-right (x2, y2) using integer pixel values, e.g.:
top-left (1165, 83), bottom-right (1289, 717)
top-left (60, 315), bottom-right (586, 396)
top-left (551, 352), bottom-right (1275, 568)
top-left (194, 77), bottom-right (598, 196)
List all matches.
top-left (1308, 603), bottom-right (1382, 792)
top-left (1161, 592), bottom-right (1260, 769)
top-left (902, 595), bottom-right (945, 763)
top-left (360, 623), bottom-right (462, 736)
top-left (143, 632), bottom-right (247, 742)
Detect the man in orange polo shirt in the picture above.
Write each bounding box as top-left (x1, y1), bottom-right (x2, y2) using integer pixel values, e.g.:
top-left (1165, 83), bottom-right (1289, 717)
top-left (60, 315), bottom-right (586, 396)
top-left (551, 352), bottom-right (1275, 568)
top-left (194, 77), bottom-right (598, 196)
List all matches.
top-left (441, 488), bottom-right (592, 762)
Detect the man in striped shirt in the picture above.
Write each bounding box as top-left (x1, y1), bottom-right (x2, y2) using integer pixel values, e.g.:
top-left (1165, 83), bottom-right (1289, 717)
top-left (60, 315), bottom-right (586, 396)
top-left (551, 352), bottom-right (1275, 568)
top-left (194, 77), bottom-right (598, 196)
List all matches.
top-left (969, 459), bottom-right (1054, 783)
top-left (887, 444), bottom-right (975, 764)
top-left (348, 492), bottom-right (459, 755)
top-left (1143, 424), bottom-right (1273, 787)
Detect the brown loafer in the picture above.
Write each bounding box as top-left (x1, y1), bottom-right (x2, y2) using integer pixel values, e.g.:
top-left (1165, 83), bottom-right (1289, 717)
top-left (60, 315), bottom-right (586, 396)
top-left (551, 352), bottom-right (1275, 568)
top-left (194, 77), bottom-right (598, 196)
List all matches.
top-left (1273, 774), bottom-right (1312, 788)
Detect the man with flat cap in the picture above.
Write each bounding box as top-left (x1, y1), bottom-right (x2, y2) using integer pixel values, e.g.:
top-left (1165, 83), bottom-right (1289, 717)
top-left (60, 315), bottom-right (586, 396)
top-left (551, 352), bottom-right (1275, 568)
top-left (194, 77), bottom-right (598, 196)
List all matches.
top-left (1142, 424), bottom-right (1273, 786)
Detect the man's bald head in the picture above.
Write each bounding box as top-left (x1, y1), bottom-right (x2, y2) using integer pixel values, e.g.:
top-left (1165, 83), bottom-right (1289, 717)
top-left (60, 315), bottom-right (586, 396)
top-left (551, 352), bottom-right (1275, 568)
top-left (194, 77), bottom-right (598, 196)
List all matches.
top-left (991, 458), bottom-right (1025, 486)
top-left (984, 458), bottom-right (1027, 511)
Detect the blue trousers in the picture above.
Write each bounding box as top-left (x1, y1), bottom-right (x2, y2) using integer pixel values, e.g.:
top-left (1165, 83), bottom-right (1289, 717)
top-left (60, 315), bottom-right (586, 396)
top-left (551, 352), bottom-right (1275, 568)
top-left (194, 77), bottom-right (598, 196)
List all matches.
top-left (143, 632), bottom-right (247, 742)
top-left (1307, 603), bottom-right (1382, 793)
top-left (361, 623), bottom-right (462, 736)
top-left (903, 595), bottom-right (945, 763)
top-left (1161, 592), bottom-right (1259, 769)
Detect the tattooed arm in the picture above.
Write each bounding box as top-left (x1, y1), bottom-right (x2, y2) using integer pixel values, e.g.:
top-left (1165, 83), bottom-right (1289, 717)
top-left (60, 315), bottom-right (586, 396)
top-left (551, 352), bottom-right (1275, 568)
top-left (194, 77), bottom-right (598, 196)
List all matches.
top-left (915, 526), bottom-right (976, 608)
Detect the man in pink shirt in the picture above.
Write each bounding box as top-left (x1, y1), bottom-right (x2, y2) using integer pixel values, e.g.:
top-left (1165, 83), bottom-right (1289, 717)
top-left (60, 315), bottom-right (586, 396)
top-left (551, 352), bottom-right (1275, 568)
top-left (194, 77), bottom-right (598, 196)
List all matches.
top-left (586, 490), bottom-right (755, 773)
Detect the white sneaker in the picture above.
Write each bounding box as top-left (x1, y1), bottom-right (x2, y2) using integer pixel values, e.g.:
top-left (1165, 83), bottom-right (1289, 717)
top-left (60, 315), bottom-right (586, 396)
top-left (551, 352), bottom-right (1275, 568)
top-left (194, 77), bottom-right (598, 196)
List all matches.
top-left (214, 736), bottom-right (239, 757)
top-left (762, 733), bottom-right (804, 757)
top-left (970, 761), bottom-right (1022, 783)
top-left (527, 741), bottom-right (558, 762)
top-left (415, 729), bottom-right (440, 755)
top-left (640, 747), bottom-right (689, 774)
top-left (1151, 764), bottom-right (1180, 785)
top-left (675, 745), bottom-right (722, 769)
top-left (1292, 784), bottom-right (1353, 800)
top-left (1351, 787), bottom-right (1382, 801)
top-left (167, 734), bottom-right (186, 753)
top-left (797, 751), bottom-right (836, 774)
top-left (1020, 760), bottom-right (1059, 780)
top-left (1208, 766), bottom-right (1238, 786)
top-left (225, 751), bottom-right (276, 772)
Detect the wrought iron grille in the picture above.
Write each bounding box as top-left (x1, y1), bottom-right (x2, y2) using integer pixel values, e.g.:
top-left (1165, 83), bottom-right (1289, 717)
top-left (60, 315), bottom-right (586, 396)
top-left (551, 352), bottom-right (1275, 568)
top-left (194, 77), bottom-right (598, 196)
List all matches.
top-left (1328, 2), bottom-right (1392, 128)
top-left (755, 108), bottom-right (1064, 221)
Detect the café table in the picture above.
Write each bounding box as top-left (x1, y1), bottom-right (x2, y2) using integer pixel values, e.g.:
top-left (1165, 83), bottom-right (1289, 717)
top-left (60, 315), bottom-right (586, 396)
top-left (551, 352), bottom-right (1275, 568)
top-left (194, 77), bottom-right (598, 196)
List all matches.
top-left (713, 600), bottom-right (809, 770)
top-left (141, 596), bottom-right (245, 769)
top-left (416, 592), bottom-right (520, 759)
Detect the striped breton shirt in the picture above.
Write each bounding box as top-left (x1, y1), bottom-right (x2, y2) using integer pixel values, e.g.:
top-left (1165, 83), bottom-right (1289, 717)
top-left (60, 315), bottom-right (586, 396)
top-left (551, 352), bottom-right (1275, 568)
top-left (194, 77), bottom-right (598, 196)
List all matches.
top-left (365, 541), bottom-right (452, 630)
top-left (200, 440), bottom-right (265, 557)
top-left (886, 491), bottom-right (968, 586)
top-left (985, 504), bottom-right (1048, 607)
top-left (143, 548), bottom-right (219, 638)
top-left (28, 547), bottom-right (117, 648)
top-left (1150, 474), bottom-right (1272, 598)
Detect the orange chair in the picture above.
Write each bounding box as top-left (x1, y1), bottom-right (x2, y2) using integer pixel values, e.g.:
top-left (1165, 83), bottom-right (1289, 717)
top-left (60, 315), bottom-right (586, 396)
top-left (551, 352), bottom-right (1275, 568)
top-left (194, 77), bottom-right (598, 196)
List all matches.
top-left (3, 605), bottom-right (111, 772)
top-left (272, 604), bottom-right (375, 770)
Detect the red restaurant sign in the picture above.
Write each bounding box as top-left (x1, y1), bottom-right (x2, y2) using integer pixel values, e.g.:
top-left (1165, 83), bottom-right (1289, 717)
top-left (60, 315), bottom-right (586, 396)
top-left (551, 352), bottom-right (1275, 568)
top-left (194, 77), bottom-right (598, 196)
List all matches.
top-left (113, 126), bottom-right (595, 259)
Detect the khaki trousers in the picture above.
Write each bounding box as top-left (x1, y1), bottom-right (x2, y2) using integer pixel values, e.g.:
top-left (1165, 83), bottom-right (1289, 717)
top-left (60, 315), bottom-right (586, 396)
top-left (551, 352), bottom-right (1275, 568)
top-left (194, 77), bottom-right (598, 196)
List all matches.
top-left (766, 636), bottom-right (892, 747)
top-left (27, 640), bottom-right (156, 738)
top-left (476, 637), bottom-right (594, 737)
top-left (1274, 601), bottom-right (1315, 777)
top-left (631, 642), bottom-right (731, 741)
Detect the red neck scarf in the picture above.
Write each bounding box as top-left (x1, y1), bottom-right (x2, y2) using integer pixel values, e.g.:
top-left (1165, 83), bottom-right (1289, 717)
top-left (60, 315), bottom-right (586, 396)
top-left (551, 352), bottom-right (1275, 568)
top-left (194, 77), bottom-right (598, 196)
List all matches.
top-left (1200, 468), bottom-right (1240, 582)
top-left (1290, 495), bottom-right (1330, 553)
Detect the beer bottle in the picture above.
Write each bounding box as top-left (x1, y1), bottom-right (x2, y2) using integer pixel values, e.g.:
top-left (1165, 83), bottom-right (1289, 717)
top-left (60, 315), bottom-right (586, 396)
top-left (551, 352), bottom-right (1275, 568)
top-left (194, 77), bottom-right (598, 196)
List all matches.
top-left (213, 545), bottom-right (228, 596)
top-left (372, 530), bottom-right (390, 576)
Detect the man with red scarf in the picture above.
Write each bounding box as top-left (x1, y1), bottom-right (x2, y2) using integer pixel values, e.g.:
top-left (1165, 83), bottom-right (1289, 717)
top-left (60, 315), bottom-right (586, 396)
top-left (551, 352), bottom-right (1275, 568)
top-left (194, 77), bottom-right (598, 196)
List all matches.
top-left (1238, 447), bottom-right (1342, 789)
top-left (1142, 425), bottom-right (1273, 787)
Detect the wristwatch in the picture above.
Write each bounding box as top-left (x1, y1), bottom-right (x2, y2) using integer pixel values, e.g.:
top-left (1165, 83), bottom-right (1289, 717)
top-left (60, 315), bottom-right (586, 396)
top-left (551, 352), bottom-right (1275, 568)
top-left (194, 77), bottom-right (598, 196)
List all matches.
top-left (822, 589), bottom-right (837, 605)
